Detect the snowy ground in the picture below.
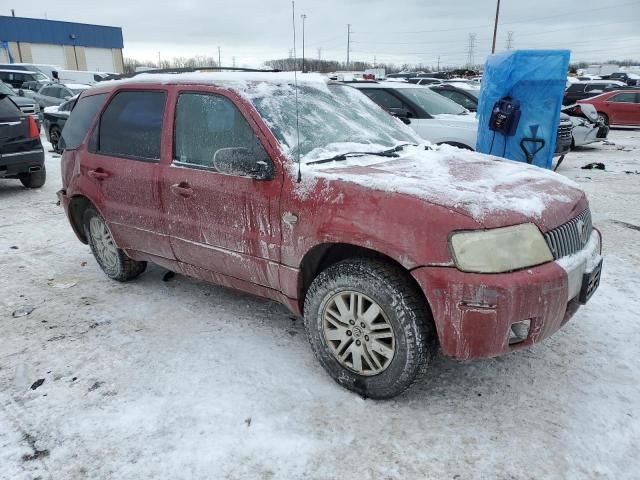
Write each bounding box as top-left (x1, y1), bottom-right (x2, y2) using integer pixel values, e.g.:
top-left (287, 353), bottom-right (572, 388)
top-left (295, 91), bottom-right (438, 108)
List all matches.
top-left (1, 130), bottom-right (639, 480)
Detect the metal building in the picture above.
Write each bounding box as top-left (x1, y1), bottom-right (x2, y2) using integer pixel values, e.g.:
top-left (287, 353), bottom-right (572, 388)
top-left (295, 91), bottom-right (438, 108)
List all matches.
top-left (0, 16), bottom-right (124, 73)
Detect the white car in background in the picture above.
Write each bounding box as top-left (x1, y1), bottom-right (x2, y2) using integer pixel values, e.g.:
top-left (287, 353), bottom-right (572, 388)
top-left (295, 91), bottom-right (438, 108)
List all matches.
top-left (562, 102), bottom-right (610, 148)
top-left (349, 81), bottom-right (478, 150)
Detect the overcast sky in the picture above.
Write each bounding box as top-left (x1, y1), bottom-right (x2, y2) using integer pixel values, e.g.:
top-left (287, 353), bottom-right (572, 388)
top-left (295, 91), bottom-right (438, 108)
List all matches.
top-left (11, 0), bottom-right (640, 68)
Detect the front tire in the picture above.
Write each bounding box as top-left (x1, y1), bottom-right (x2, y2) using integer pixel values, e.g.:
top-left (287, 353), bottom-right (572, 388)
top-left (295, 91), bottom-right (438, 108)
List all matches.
top-left (597, 112), bottom-right (609, 126)
top-left (83, 207), bottom-right (146, 282)
top-left (19, 165), bottom-right (46, 188)
top-left (304, 259), bottom-right (436, 399)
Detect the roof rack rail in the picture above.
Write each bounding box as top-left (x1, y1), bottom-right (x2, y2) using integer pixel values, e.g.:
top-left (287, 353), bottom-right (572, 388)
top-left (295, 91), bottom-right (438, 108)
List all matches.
top-left (104, 66), bottom-right (281, 81)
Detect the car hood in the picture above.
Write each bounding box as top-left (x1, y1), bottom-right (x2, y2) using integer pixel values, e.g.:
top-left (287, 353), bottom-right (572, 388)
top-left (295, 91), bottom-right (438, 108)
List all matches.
top-left (44, 105), bottom-right (60, 114)
top-left (430, 113), bottom-right (478, 127)
top-left (301, 144), bottom-right (586, 231)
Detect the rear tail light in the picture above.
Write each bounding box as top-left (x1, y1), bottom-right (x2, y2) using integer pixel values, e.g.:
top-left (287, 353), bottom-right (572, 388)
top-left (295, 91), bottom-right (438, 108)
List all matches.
top-left (27, 115), bottom-right (40, 138)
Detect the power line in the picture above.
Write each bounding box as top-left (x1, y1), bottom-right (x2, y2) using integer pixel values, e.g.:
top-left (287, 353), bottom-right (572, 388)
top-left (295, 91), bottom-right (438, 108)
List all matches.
top-left (467, 33), bottom-right (477, 66)
top-left (506, 31), bottom-right (514, 50)
top-left (354, 0), bottom-right (640, 35)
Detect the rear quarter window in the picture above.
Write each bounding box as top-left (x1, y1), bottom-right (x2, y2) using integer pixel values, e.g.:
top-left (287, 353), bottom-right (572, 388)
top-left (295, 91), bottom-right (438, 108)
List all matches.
top-left (97, 90), bottom-right (166, 160)
top-left (60, 93), bottom-right (107, 150)
top-left (0, 96), bottom-right (22, 116)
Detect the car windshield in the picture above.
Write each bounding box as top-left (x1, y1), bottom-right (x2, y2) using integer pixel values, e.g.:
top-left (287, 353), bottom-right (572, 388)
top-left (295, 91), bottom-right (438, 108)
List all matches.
top-left (248, 82), bottom-right (418, 161)
top-left (0, 81), bottom-right (14, 95)
top-left (395, 87), bottom-right (467, 115)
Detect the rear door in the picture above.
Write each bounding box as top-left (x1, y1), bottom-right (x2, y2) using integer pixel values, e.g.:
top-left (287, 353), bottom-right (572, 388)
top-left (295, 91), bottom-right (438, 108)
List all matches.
top-left (160, 88), bottom-right (282, 288)
top-left (80, 89), bottom-right (173, 259)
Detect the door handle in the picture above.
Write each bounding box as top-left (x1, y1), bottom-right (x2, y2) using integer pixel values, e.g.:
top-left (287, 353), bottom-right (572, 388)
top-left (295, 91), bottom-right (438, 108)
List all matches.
top-left (170, 182), bottom-right (194, 198)
top-left (88, 168), bottom-right (110, 180)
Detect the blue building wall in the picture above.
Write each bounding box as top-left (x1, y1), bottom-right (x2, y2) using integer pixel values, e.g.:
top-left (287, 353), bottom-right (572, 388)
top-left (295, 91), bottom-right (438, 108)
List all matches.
top-left (0, 16), bottom-right (123, 49)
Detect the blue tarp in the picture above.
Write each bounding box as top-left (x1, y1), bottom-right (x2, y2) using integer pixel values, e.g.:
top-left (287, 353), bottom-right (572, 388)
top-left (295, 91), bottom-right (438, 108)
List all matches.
top-left (476, 49), bottom-right (570, 169)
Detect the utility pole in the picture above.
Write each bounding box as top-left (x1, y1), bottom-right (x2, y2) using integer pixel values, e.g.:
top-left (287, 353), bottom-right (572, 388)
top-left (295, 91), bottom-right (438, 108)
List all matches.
top-left (217, 46), bottom-right (221, 67)
top-left (232, 56), bottom-right (236, 68)
top-left (467, 33), bottom-right (476, 67)
top-left (437, 56), bottom-right (440, 70)
top-left (346, 24), bottom-right (351, 70)
top-left (506, 31), bottom-right (514, 50)
top-left (158, 51), bottom-right (161, 68)
top-left (301, 14), bottom-right (307, 72)
top-left (491, 0), bottom-right (501, 54)
top-left (318, 47), bottom-right (322, 61)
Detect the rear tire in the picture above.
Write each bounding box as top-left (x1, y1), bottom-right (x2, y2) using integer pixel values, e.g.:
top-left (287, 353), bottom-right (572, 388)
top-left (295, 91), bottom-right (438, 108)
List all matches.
top-left (83, 206), bottom-right (146, 282)
top-left (50, 126), bottom-right (62, 153)
top-left (303, 258), bottom-right (436, 399)
top-left (19, 166), bottom-right (46, 189)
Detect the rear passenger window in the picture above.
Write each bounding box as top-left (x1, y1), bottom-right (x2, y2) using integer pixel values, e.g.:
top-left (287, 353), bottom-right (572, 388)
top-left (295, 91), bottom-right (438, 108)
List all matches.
top-left (173, 93), bottom-right (267, 170)
top-left (98, 91), bottom-right (166, 160)
top-left (60, 93), bottom-right (107, 150)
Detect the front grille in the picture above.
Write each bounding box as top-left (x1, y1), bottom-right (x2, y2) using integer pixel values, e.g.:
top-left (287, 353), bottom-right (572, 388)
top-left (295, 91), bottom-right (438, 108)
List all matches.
top-left (557, 124), bottom-right (572, 141)
top-left (544, 208), bottom-right (592, 260)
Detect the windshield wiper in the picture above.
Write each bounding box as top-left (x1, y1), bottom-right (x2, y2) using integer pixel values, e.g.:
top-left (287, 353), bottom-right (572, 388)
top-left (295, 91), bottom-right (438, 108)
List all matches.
top-left (306, 143), bottom-right (416, 165)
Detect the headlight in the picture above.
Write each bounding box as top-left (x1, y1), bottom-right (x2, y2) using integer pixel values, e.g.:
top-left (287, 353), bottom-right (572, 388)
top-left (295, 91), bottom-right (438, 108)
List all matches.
top-left (450, 223), bottom-right (553, 273)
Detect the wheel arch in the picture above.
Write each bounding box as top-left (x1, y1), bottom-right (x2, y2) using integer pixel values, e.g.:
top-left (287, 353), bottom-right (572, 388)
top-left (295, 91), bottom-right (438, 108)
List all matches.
top-left (67, 195), bottom-right (96, 244)
top-left (297, 242), bottom-right (433, 318)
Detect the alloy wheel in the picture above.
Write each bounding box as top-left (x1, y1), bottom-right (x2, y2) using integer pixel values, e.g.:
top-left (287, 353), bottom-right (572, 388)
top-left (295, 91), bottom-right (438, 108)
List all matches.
top-left (322, 291), bottom-right (396, 376)
top-left (89, 216), bottom-right (118, 270)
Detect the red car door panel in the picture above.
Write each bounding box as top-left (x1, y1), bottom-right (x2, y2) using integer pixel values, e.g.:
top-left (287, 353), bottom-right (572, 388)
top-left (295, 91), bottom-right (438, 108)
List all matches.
top-left (161, 89), bottom-right (282, 288)
top-left (83, 89), bottom-right (173, 259)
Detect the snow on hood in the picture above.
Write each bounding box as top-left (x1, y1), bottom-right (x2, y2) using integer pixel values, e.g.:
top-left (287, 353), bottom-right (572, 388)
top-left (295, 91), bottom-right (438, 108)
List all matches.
top-left (296, 144), bottom-right (581, 223)
top-left (43, 105), bottom-right (59, 114)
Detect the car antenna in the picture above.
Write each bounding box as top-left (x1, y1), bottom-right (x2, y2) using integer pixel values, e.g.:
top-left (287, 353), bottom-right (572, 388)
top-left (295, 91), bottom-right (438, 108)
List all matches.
top-left (292, 0), bottom-right (302, 183)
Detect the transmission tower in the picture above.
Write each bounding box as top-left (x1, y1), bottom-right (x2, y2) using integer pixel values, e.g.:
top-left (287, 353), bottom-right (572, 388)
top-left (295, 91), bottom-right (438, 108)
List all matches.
top-left (506, 31), bottom-right (514, 50)
top-left (466, 33), bottom-right (477, 67)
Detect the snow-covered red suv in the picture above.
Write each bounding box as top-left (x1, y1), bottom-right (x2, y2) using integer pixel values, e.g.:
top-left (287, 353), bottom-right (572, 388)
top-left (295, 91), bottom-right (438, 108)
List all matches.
top-left (57, 72), bottom-right (603, 399)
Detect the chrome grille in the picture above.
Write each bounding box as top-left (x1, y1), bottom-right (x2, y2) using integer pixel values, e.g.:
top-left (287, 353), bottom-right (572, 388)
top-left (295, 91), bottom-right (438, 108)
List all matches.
top-left (544, 208), bottom-right (592, 260)
top-left (557, 124), bottom-right (572, 141)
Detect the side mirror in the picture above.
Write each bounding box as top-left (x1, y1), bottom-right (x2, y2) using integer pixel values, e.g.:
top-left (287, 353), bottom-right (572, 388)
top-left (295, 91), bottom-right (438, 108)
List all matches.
top-left (18, 89), bottom-right (24, 96)
top-left (213, 147), bottom-right (274, 180)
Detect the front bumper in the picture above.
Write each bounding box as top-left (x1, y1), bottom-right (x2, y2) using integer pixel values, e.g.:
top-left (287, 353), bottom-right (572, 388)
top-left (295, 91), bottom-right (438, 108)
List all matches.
top-left (0, 149), bottom-right (45, 177)
top-left (412, 230), bottom-right (602, 360)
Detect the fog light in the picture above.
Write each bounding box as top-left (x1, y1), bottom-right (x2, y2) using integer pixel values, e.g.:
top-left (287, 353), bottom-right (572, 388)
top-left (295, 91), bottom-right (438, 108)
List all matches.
top-left (509, 319), bottom-right (531, 345)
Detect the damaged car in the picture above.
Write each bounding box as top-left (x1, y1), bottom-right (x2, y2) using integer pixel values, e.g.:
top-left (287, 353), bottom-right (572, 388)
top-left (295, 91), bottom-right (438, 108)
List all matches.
top-left (562, 102), bottom-right (609, 148)
top-left (57, 72), bottom-right (602, 399)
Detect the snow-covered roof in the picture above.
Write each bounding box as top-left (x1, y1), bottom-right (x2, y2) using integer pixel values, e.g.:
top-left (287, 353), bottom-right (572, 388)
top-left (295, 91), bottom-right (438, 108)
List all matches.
top-left (109, 71), bottom-right (329, 89)
top-left (65, 83), bottom-right (92, 89)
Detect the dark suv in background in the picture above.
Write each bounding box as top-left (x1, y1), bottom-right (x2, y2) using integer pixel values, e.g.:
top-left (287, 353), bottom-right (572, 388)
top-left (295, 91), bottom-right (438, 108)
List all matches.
top-left (0, 92), bottom-right (45, 188)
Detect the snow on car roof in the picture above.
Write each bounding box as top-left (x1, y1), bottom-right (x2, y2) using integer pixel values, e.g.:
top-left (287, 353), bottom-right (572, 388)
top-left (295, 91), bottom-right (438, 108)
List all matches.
top-left (64, 83), bottom-right (92, 89)
top-left (109, 71), bottom-right (329, 89)
top-left (350, 81), bottom-right (426, 89)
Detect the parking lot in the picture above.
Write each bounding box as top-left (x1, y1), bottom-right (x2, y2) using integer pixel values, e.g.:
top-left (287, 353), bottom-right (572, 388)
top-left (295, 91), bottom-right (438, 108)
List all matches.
top-left (1, 130), bottom-right (639, 479)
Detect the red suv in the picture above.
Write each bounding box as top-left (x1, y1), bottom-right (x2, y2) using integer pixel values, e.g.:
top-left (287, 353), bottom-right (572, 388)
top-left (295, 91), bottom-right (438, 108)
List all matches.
top-left (57, 72), bottom-right (603, 398)
top-left (577, 89), bottom-right (640, 126)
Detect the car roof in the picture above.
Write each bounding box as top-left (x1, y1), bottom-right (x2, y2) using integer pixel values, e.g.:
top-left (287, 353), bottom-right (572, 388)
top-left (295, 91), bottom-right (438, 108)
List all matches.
top-left (0, 69), bottom-right (38, 74)
top-left (350, 81), bottom-right (426, 90)
top-left (574, 79), bottom-right (626, 85)
top-left (86, 72), bottom-right (330, 95)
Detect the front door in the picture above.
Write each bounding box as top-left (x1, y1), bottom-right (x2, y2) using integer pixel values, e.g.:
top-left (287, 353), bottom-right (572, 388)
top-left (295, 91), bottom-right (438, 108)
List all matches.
top-left (161, 90), bottom-right (282, 289)
top-left (607, 92), bottom-right (640, 125)
top-left (82, 89), bottom-right (173, 259)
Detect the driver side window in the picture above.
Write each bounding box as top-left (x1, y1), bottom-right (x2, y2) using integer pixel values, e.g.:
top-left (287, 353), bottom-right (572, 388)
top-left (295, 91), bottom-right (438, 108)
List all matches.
top-left (174, 92), bottom-right (269, 172)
